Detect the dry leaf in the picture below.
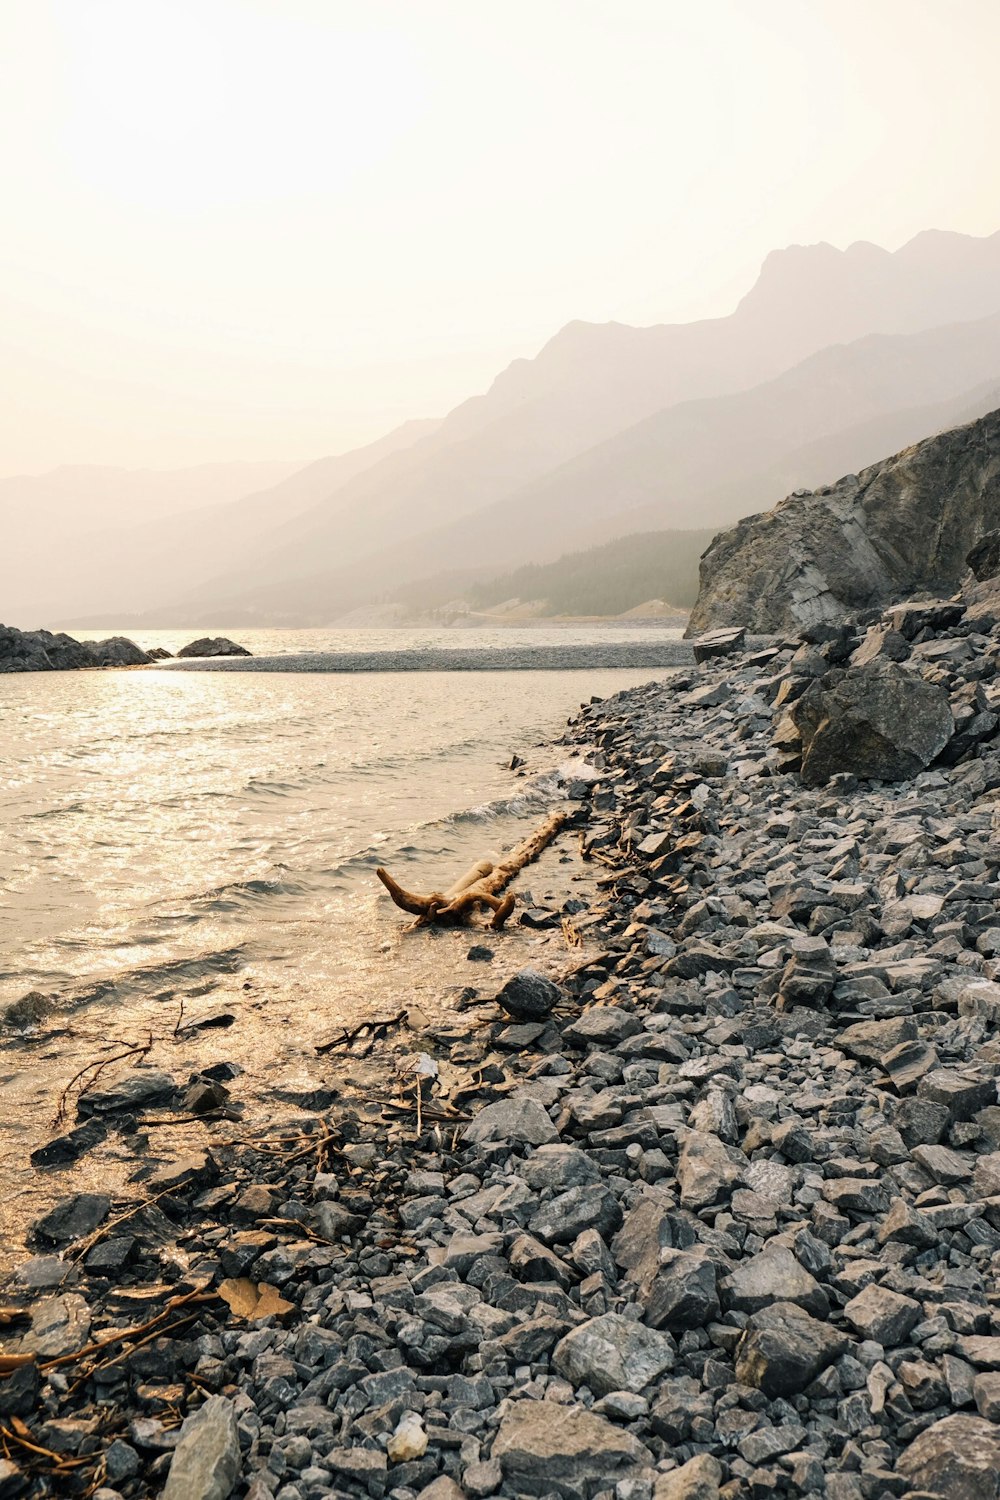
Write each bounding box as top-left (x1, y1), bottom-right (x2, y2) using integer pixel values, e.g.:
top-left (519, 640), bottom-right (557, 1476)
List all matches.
top-left (254, 1284), bottom-right (295, 1319)
top-left (0, 1355), bottom-right (36, 1376)
top-left (218, 1278), bottom-right (294, 1322)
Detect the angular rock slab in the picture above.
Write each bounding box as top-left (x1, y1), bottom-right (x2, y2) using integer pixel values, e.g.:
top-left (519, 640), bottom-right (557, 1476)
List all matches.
top-left (897, 1413), bottom-right (1000, 1499)
top-left (492, 1399), bottom-right (653, 1498)
top-left (162, 1395), bottom-right (240, 1500)
top-left (464, 1093), bottom-right (558, 1147)
top-left (677, 1129), bottom-right (747, 1209)
top-left (721, 1243), bottom-right (828, 1318)
top-left (735, 1301), bottom-right (849, 1397)
top-left (553, 1312), bottom-right (675, 1395)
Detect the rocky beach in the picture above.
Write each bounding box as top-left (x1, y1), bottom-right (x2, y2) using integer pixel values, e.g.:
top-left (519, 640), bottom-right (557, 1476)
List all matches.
top-left (5, 579), bottom-right (1000, 1499)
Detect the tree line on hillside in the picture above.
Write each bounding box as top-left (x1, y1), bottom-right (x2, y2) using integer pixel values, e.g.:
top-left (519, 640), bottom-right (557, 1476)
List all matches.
top-left (464, 529), bottom-right (717, 617)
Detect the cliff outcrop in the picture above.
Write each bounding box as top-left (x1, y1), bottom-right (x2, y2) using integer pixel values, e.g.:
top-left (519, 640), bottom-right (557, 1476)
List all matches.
top-left (687, 407), bottom-right (1000, 635)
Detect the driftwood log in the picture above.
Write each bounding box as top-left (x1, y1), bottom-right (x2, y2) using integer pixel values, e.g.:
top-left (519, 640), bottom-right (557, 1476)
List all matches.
top-left (377, 810), bottom-right (568, 930)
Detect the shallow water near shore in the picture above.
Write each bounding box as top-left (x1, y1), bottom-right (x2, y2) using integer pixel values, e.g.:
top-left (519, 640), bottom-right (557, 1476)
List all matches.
top-left (0, 647), bottom-right (672, 1262)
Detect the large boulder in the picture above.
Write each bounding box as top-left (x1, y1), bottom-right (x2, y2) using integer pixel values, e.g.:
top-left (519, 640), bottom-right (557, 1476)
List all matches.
top-left (780, 662), bottom-right (953, 785)
top-left (687, 406), bottom-right (1000, 635)
top-left (177, 637), bottom-right (252, 658)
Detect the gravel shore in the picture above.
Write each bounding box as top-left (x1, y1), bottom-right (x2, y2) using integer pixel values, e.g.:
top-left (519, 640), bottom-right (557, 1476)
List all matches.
top-left (156, 644), bottom-right (697, 673)
top-left (6, 605), bottom-right (1000, 1499)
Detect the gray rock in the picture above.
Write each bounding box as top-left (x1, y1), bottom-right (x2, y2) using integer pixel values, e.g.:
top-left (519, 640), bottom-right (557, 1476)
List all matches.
top-left (491, 1399), bottom-right (652, 1498)
top-left (843, 1283), bottom-right (921, 1346)
top-left (562, 1008), bottom-right (642, 1048)
top-left (495, 969), bottom-right (563, 1021)
top-left (691, 628), bottom-right (746, 663)
top-left (519, 1144), bottom-right (599, 1192)
top-left (32, 1193), bottom-right (111, 1246)
top-left (162, 1396), bottom-right (240, 1500)
top-left (653, 1454), bottom-right (722, 1500)
top-left (22, 1293), bottom-right (91, 1357)
top-left (897, 1413), bottom-right (1000, 1499)
top-left (87, 636), bottom-right (151, 667)
top-left (721, 1244), bottom-right (828, 1317)
top-left (529, 1184), bottom-right (623, 1245)
top-left (677, 1130), bottom-right (746, 1209)
top-left (77, 1069), bottom-right (176, 1115)
top-left (687, 409), bottom-right (1000, 637)
top-left (464, 1092), bottom-right (558, 1147)
top-left (788, 663), bottom-right (954, 786)
top-left (644, 1248), bottom-right (719, 1331)
top-left (553, 1312), bottom-right (675, 1395)
top-left (967, 529), bottom-right (1000, 582)
top-left (735, 1301), bottom-right (849, 1397)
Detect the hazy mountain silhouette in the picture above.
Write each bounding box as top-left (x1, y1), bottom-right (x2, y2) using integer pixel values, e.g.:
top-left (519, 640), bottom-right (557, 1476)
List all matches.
top-left (132, 229), bottom-right (1000, 626)
top-left (19, 421), bottom-right (437, 626)
top-left (161, 310), bottom-right (1000, 625)
top-left (19, 229), bottom-right (1000, 626)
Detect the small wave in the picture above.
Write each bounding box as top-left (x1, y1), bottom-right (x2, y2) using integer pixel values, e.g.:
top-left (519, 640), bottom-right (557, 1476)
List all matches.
top-left (195, 875), bottom-right (311, 911)
top-left (26, 801), bottom-right (87, 821)
top-left (1, 945), bottom-right (248, 1029)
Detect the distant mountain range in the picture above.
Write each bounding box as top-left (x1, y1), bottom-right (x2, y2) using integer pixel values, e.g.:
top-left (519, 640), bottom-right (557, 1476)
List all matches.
top-left (12, 227), bottom-right (1000, 628)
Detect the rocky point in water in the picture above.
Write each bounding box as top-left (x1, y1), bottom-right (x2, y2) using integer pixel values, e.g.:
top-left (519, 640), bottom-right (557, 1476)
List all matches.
top-left (176, 637), bottom-right (253, 658)
top-left (0, 623), bottom-right (153, 672)
top-left (0, 623), bottom-right (252, 672)
top-left (687, 405), bottom-right (1000, 636)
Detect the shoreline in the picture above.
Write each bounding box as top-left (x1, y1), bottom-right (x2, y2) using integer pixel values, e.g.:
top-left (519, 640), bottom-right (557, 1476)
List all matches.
top-left (4, 616), bottom-right (1000, 1497)
top-left (153, 644), bottom-right (698, 673)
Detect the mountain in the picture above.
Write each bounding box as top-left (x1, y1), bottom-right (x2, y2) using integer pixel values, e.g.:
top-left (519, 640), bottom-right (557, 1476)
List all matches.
top-left (11, 421), bottom-right (438, 626)
top-left (149, 230), bottom-right (1000, 626)
top-left (687, 406), bottom-right (1000, 635)
top-left (166, 313), bottom-right (1000, 625)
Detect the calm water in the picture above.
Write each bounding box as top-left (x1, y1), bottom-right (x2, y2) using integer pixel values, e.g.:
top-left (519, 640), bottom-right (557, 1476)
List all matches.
top-left (2, 644), bottom-right (677, 1017)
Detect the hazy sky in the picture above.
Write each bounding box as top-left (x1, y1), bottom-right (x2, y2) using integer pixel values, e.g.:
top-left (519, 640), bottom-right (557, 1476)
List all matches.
top-left (2, 0), bottom-right (999, 473)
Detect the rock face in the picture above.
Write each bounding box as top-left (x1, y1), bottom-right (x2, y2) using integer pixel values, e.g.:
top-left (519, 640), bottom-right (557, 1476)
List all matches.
top-left (688, 406), bottom-right (1000, 634)
top-left (780, 661), bottom-right (955, 784)
top-left (176, 636), bottom-right (252, 658)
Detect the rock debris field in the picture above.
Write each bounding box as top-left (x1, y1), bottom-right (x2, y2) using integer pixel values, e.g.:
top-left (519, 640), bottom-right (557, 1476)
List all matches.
top-left (8, 590), bottom-right (1000, 1499)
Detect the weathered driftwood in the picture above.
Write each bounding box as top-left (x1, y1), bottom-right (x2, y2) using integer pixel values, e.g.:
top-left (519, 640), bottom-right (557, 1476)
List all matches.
top-left (377, 810), bottom-right (568, 930)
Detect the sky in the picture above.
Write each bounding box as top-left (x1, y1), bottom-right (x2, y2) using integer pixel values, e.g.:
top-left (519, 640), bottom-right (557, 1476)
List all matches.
top-left (2, 0), bottom-right (999, 474)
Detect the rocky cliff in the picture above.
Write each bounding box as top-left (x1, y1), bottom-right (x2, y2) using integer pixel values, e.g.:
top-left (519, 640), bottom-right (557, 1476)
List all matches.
top-left (687, 406), bottom-right (1000, 635)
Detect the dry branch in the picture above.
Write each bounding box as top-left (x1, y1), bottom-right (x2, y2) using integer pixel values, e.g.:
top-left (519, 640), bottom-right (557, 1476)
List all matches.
top-left (376, 810), bottom-right (568, 930)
